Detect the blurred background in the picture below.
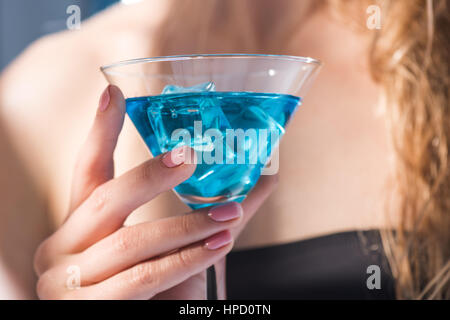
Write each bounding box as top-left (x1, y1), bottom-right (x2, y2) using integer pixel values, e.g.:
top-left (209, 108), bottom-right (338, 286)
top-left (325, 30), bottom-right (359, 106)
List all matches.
top-left (0, 0), bottom-right (119, 71)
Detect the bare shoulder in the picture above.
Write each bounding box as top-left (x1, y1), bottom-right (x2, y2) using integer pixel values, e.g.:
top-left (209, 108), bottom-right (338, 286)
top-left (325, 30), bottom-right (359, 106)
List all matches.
top-left (0, 11), bottom-right (107, 121)
top-left (0, 7), bottom-right (116, 116)
top-left (0, 6), bottom-right (117, 212)
top-left (0, 2), bottom-right (166, 220)
top-left (0, 16), bottom-right (105, 191)
top-left (0, 1), bottom-right (166, 132)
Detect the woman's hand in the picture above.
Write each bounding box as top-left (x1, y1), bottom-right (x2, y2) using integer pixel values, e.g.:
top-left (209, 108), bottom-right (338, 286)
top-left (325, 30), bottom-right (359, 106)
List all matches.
top-left (33, 85), bottom-right (276, 299)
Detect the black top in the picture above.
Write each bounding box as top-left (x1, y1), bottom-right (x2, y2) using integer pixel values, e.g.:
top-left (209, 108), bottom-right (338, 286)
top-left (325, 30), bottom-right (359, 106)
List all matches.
top-left (226, 230), bottom-right (396, 300)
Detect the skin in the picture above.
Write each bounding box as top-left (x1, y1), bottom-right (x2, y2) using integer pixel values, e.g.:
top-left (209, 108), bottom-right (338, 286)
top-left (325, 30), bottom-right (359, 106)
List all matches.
top-left (0, 0), bottom-right (394, 298)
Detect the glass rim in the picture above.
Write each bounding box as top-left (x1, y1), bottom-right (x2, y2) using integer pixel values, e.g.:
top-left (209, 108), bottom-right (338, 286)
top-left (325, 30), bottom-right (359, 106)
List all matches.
top-left (100, 53), bottom-right (323, 73)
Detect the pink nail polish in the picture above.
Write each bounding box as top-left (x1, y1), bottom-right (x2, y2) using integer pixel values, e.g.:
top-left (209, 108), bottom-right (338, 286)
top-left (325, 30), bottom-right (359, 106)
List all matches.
top-left (208, 202), bottom-right (242, 222)
top-left (98, 86), bottom-right (111, 112)
top-left (162, 146), bottom-right (188, 168)
top-left (204, 230), bottom-right (233, 250)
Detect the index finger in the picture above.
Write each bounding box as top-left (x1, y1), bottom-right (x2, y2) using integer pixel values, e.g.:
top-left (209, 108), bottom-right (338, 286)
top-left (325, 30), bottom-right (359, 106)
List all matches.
top-left (39, 146), bottom-right (196, 259)
top-left (69, 85), bottom-right (125, 213)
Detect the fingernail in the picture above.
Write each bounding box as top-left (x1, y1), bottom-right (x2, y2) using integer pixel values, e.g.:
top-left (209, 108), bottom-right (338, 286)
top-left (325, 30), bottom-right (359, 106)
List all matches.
top-left (204, 230), bottom-right (233, 250)
top-left (162, 146), bottom-right (188, 168)
top-left (98, 85), bottom-right (111, 112)
top-left (208, 202), bottom-right (242, 222)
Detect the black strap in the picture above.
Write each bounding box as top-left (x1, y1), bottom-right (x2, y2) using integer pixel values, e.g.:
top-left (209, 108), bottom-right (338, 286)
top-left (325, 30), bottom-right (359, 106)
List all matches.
top-left (206, 266), bottom-right (217, 300)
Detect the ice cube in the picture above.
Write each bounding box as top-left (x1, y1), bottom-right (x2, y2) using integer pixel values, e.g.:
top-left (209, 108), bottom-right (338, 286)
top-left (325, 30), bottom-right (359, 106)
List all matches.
top-left (162, 82), bottom-right (231, 158)
top-left (232, 106), bottom-right (285, 165)
top-left (162, 81), bottom-right (216, 94)
top-left (245, 106), bottom-right (285, 135)
top-left (199, 96), bottom-right (231, 133)
top-left (147, 105), bottom-right (171, 153)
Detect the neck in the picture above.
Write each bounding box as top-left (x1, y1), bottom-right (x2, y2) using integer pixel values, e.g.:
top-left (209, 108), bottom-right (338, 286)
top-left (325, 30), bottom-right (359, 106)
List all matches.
top-left (244, 0), bottom-right (320, 44)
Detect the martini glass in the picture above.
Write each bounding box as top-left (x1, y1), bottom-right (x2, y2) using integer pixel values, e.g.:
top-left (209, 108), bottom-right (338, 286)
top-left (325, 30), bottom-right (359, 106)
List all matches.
top-left (101, 54), bottom-right (321, 210)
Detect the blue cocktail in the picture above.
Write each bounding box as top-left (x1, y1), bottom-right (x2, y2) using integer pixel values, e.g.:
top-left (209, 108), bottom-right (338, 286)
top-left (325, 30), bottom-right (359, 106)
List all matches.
top-left (126, 91), bottom-right (300, 209)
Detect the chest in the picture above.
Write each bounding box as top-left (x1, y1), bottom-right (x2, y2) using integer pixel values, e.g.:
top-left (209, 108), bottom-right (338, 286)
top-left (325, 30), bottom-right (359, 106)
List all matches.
top-left (233, 17), bottom-right (395, 247)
